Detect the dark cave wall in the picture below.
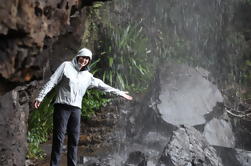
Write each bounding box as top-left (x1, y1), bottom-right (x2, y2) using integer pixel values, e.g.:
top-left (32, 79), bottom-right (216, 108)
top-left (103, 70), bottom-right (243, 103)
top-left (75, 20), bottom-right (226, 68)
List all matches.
top-left (0, 0), bottom-right (86, 87)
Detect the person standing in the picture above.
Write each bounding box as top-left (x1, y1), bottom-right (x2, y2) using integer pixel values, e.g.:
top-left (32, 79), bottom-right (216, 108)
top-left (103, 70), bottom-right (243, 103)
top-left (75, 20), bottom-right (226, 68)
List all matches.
top-left (34, 48), bottom-right (132, 166)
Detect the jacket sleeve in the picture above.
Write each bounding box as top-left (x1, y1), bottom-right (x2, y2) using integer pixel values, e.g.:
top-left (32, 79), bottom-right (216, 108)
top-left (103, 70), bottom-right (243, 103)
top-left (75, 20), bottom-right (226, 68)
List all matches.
top-left (89, 76), bottom-right (124, 96)
top-left (36, 62), bottom-right (66, 102)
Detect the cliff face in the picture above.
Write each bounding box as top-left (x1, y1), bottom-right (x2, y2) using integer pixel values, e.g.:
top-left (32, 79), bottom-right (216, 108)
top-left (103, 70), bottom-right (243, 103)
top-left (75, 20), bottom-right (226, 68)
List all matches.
top-left (0, 0), bottom-right (90, 165)
top-left (0, 0), bottom-right (85, 89)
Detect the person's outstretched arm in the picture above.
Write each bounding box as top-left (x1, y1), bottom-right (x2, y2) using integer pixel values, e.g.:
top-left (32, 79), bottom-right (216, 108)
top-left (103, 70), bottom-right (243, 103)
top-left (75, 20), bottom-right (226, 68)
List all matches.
top-left (90, 76), bottom-right (133, 100)
top-left (34, 62), bottom-right (66, 108)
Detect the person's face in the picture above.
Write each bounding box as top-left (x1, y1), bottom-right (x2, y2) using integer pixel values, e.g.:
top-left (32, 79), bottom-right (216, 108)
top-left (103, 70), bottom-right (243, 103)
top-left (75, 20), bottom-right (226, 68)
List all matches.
top-left (78, 56), bottom-right (90, 67)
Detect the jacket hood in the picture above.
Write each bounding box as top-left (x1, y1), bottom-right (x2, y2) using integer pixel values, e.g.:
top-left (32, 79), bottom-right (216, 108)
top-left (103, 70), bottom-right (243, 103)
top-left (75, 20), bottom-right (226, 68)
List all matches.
top-left (72, 48), bottom-right (92, 71)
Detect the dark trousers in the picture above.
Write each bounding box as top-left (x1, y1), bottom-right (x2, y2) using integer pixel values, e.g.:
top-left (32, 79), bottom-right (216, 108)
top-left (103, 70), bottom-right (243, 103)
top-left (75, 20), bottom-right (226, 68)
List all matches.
top-left (50, 104), bottom-right (81, 166)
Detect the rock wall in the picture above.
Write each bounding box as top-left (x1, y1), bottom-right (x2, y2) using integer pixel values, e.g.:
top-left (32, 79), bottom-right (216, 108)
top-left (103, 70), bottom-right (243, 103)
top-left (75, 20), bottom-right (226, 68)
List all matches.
top-left (0, 0), bottom-right (88, 88)
top-left (0, 82), bottom-right (37, 165)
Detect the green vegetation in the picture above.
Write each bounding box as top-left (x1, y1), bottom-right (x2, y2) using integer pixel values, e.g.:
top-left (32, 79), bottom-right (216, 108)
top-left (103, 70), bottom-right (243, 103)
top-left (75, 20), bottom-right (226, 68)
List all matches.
top-left (96, 23), bottom-right (154, 92)
top-left (83, 5), bottom-right (154, 93)
top-left (92, 2), bottom-right (104, 8)
top-left (27, 90), bottom-right (55, 159)
top-left (81, 89), bottom-right (111, 120)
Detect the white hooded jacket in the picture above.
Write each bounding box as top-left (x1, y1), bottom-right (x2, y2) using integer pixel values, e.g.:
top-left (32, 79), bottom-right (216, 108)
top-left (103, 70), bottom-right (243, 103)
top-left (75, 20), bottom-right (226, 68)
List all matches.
top-left (36, 50), bottom-right (124, 109)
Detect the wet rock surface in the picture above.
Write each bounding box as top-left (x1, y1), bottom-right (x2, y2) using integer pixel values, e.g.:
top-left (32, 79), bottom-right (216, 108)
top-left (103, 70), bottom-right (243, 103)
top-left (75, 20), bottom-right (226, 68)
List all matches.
top-left (0, 0), bottom-right (88, 85)
top-left (125, 151), bottom-right (147, 166)
top-left (203, 118), bottom-right (235, 148)
top-left (79, 104), bottom-right (121, 156)
top-left (155, 63), bottom-right (251, 151)
top-left (235, 148), bottom-right (251, 166)
top-left (214, 146), bottom-right (242, 166)
top-left (0, 81), bottom-right (38, 166)
top-left (157, 63), bottom-right (223, 126)
top-left (212, 146), bottom-right (251, 166)
top-left (158, 126), bottom-right (223, 166)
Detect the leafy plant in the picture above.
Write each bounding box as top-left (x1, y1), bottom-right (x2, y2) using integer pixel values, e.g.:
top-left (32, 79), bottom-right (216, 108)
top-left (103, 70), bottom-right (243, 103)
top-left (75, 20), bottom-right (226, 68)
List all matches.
top-left (95, 23), bottom-right (154, 92)
top-left (82, 59), bottom-right (112, 119)
top-left (27, 90), bottom-right (55, 159)
top-left (83, 4), bottom-right (155, 93)
top-left (81, 89), bottom-right (111, 120)
top-left (93, 2), bottom-right (104, 8)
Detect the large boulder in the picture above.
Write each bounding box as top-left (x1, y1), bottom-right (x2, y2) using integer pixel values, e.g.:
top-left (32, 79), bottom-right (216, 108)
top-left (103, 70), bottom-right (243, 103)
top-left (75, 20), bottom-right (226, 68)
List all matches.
top-left (158, 125), bottom-right (223, 166)
top-left (157, 64), bottom-right (223, 126)
top-left (155, 63), bottom-right (239, 149)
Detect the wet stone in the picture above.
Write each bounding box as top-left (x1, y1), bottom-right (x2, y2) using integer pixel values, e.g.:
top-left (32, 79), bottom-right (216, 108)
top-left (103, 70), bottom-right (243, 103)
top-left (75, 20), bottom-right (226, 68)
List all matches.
top-left (159, 125), bottom-right (223, 166)
top-left (157, 63), bottom-right (223, 126)
top-left (214, 146), bottom-right (242, 166)
top-left (203, 118), bottom-right (235, 148)
top-left (125, 151), bottom-right (147, 166)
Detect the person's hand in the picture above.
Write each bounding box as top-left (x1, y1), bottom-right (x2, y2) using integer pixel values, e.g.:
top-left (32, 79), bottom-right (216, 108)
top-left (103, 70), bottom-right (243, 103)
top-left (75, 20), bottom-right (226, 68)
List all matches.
top-left (34, 100), bottom-right (41, 109)
top-left (121, 91), bottom-right (133, 100)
